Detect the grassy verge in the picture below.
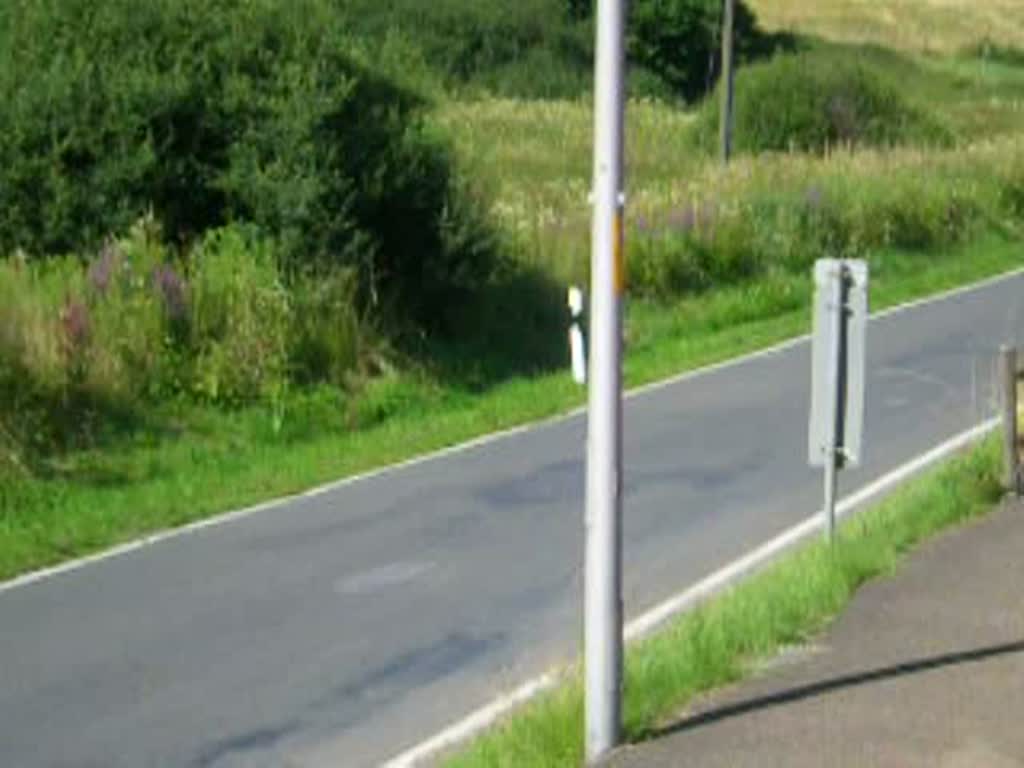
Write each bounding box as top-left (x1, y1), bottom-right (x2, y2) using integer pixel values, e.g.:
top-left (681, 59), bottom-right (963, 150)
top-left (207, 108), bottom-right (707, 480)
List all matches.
top-left (1, 234), bottom-right (1020, 581)
top-left (444, 434), bottom-right (1004, 767)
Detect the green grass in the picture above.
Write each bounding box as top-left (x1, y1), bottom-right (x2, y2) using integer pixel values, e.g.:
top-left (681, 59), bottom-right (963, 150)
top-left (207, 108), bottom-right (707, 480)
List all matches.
top-left (443, 430), bottom-right (1004, 767)
top-left (1, 234), bottom-right (1020, 582)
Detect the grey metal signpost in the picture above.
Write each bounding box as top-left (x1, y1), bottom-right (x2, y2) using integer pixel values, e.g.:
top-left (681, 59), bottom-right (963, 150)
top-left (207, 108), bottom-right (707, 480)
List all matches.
top-left (809, 259), bottom-right (868, 541)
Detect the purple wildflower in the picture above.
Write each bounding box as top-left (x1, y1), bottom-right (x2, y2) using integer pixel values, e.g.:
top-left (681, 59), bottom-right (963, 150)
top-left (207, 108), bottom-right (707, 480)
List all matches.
top-left (152, 264), bottom-right (188, 320)
top-left (88, 240), bottom-right (119, 294)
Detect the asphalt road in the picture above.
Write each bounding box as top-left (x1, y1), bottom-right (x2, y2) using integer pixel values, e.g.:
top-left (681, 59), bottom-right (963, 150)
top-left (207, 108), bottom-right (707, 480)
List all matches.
top-left (2, 273), bottom-right (1023, 768)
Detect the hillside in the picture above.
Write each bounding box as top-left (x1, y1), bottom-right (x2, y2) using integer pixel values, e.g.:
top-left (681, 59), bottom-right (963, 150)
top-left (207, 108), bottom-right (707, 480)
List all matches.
top-left (2, 0), bottom-right (1024, 581)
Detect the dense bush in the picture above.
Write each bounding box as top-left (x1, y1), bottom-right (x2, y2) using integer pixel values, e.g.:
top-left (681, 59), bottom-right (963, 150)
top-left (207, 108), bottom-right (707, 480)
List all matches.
top-left (692, 49), bottom-right (953, 155)
top-left (629, 0), bottom-right (768, 101)
top-left (189, 228), bottom-right (292, 404)
top-left (337, 0), bottom-right (594, 99)
top-left (0, 0), bottom-right (500, 329)
top-left (968, 41), bottom-right (1024, 67)
top-left (336, 0), bottom-right (772, 102)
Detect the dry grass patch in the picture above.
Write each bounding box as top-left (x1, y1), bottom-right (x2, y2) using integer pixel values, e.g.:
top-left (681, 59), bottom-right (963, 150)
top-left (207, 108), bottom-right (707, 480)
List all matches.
top-left (749, 0), bottom-right (1024, 53)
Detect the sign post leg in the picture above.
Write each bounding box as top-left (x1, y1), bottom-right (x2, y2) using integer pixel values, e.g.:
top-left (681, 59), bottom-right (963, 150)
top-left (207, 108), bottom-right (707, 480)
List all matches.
top-left (1001, 345), bottom-right (1019, 495)
top-left (823, 435), bottom-right (838, 542)
top-left (823, 263), bottom-right (846, 543)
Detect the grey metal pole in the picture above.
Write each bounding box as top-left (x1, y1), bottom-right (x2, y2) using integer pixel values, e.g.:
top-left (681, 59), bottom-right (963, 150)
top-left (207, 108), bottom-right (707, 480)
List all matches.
top-left (719, 0), bottom-right (736, 165)
top-left (823, 262), bottom-right (845, 542)
top-left (585, 0), bottom-right (627, 762)
top-left (1000, 345), bottom-right (1018, 495)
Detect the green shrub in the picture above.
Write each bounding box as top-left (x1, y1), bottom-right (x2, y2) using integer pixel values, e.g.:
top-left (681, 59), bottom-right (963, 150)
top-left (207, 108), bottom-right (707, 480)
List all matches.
top-left (629, 204), bottom-right (762, 298)
top-left (189, 228), bottom-right (291, 404)
top-left (693, 49), bottom-right (953, 155)
top-left (966, 41), bottom-right (1024, 67)
top-left (337, 0), bottom-right (594, 99)
top-left (0, 221), bottom-right (380, 460)
top-left (73, 217), bottom-right (200, 402)
top-left (476, 44), bottom-right (593, 100)
top-left (629, 0), bottom-right (767, 101)
top-left (335, 0), bottom-right (775, 102)
top-left (0, 220), bottom-right (174, 455)
top-left (289, 268), bottom-right (367, 388)
top-left (0, 0), bottom-right (501, 330)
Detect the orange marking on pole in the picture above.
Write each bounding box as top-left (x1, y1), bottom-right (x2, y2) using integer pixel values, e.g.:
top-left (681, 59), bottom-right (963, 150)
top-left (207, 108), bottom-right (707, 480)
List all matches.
top-left (614, 213), bottom-right (625, 295)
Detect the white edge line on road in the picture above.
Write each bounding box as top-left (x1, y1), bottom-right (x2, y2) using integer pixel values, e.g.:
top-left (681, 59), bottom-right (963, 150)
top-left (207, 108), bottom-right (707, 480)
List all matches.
top-left (2, 267), bottom-right (1021, 596)
top-left (378, 673), bottom-right (561, 768)
top-left (381, 416), bottom-right (1000, 767)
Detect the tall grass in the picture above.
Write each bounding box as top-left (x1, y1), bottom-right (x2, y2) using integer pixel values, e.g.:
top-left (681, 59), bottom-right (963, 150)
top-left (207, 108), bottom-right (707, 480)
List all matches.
top-left (438, 93), bottom-right (1024, 296)
top-left (0, 220), bottom-right (371, 466)
top-left (627, 137), bottom-right (1024, 297)
top-left (436, 42), bottom-right (1024, 292)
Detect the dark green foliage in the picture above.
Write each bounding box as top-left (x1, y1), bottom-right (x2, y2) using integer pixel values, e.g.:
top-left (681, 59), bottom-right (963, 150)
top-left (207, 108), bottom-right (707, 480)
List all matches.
top-left (336, 0), bottom-right (774, 102)
top-left (566, 0), bottom-right (593, 21)
top-left (967, 41), bottom-right (1024, 67)
top-left (693, 48), bottom-right (953, 154)
top-left (337, 0), bottom-right (594, 99)
top-left (0, 0), bottom-right (501, 329)
top-left (629, 0), bottom-right (768, 101)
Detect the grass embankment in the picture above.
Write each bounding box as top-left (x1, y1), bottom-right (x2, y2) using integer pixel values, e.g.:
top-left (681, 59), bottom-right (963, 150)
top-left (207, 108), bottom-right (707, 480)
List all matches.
top-left (0, 235), bottom-right (1019, 582)
top-left (444, 436), bottom-right (1004, 767)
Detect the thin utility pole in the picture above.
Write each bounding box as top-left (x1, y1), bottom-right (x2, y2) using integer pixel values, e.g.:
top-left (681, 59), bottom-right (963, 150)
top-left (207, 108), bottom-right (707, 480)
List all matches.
top-left (584, 0), bottom-right (626, 762)
top-left (719, 0), bottom-right (736, 164)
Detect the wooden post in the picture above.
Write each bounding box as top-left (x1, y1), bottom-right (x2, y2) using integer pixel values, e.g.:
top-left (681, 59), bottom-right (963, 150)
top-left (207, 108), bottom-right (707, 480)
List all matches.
top-left (1000, 345), bottom-right (1019, 495)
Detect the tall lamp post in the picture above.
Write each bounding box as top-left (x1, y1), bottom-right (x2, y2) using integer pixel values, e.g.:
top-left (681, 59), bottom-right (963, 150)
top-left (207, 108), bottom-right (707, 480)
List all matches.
top-left (584, 0), bottom-right (627, 762)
